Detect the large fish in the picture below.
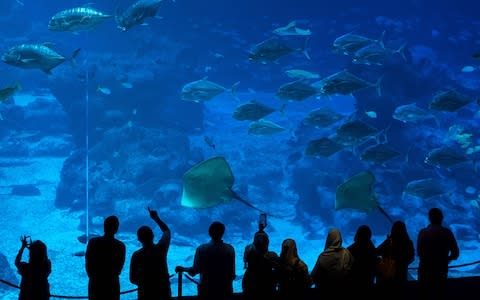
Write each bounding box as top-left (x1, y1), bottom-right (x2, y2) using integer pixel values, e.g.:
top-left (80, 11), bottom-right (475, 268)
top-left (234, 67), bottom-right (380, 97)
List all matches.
top-left (392, 103), bottom-right (435, 123)
top-left (181, 77), bottom-right (239, 102)
top-left (352, 42), bottom-right (407, 66)
top-left (312, 70), bottom-right (382, 96)
top-left (276, 79), bottom-right (317, 101)
top-left (333, 31), bottom-right (384, 55)
top-left (48, 6), bottom-right (112, 32)
top-left (302, 107), bottom-right (344, 128)
top-left (232, 100), bottom-right (277, 121)
top-left (0, 82), bottom-right (21, 101)
top-left (248, 119), bottom-right (286, 135)
top-left (428, 90), bottom-right (472, 112)
top-left (1, 43), bottom-right (80, 74)
top-left (248, 37), bottom-right (310, 63)
top-left (116, 0), bottom-right (164, 32)
top-left (273, 21), bottom-right (312, 36)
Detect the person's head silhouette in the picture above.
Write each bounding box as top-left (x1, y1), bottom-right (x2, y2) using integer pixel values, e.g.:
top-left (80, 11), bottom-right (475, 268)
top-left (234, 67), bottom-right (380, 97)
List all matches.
top-left (209, 221), bottom-right (225, 242)
top-left (28, 240), bottom-right (48, 264)
top-left (428, 207), bottom-right (444, 225)
top-left (137, 225), bottom-right (154, 246)
top-left (104, 215), bottom-right (119, 236)
top-left (354, 225), bottom-right (372, 244)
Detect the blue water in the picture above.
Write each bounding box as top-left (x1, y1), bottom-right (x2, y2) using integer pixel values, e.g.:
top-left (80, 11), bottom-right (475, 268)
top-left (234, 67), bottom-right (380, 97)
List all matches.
top-left (0, 0), bottom-right (479, 298)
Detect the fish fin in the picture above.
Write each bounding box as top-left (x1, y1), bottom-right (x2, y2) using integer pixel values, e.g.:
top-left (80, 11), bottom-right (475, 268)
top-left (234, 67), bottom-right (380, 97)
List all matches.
top-left (42, 42), bottom-right (56, 48)
top-left (230, 81), bottom-right (240, 100)
top-left (377, 30), bottom-right (386, 48)
top-left (395, 43), bottom-right (408, 62)
top-left (302, 37), bottom-right (311, 60)
top-left (286, 20), bottom-right (296, 28)
top-left (69, 48), bottom-right (81, 68)
top-left (374, 75), bottom-right (383, 96)
top-left (43, 68), bottom-right (53, 75)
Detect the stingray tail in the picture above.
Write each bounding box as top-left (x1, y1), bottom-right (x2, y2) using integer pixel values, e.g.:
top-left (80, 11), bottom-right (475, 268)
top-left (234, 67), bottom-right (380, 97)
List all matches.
top-left (231, 190), bottom-right (286, 218)
top-left (377, 205), bottom-right (393, 224)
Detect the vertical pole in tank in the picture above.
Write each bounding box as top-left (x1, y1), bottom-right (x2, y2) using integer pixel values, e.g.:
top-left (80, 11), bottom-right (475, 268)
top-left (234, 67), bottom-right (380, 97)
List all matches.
top-left (85, 37), bottom-right (90, 242)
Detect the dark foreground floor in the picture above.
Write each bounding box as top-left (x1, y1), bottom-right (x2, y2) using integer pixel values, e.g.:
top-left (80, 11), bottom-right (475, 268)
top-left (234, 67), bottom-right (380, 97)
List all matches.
top-left (173, 276), bottom-right (480, 299)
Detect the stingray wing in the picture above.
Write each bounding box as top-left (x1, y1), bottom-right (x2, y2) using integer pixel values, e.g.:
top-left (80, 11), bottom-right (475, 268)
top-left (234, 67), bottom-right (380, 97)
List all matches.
top-left (181, 156), bottom-right (235, 208)
top-left (335, 170), bottom-right (378, 212)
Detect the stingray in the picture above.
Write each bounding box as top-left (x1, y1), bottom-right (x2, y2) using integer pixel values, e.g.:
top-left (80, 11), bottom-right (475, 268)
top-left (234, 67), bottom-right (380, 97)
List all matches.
top-left (335, 170), bottom-right (393, 223)
top-left (181, 156), bottom-right (274, 215)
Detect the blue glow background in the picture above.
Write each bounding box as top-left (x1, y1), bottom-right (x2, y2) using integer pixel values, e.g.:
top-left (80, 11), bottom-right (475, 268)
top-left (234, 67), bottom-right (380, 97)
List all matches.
top-left (0, 0), bottom-right (479, 298)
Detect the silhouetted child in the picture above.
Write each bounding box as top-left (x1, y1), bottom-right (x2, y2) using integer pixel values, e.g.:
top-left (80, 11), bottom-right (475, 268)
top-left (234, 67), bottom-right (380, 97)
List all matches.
top-left (175, 221), bottom-right (236, 300)
top-left (242, 214), bottom-right (279, 300)
top-left (15, 235), bottom-right (51, 300)
top-left (85, 215), bottom-right (126, 300)
top-left (130, 207), bottom-right (172, 299)
top-left (347, 225), bottom-right (377, 297)
top-left (417, 207), bottom-right (459, 300)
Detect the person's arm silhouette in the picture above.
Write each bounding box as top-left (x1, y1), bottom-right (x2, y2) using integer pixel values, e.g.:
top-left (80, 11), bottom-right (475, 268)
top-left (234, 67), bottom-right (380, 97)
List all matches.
top-left (148, 207), bottom-right (171, 246)
top-left (15, 235), bottom-right (30, 269)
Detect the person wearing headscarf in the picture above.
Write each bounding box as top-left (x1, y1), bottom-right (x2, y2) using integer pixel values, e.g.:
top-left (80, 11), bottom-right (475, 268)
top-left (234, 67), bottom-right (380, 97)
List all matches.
top-left (311, 228), bottom-right (353, 297)
top-left (277, 238), bottom-right (310, 300)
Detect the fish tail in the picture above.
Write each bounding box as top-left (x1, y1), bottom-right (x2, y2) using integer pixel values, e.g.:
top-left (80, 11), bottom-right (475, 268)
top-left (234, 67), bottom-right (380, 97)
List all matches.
top-left (302, 37), bottom-right (311, 60)
top-left (69, 48), bottom-right (81, 68)
top-left (230, 81), bottom-right (240, 100)
top-left (374, 75), bottom-right (383, 96)
top-left (395, 43), bottom-right (408, 62)
top-left (377, 30), bottom-right (386, 48)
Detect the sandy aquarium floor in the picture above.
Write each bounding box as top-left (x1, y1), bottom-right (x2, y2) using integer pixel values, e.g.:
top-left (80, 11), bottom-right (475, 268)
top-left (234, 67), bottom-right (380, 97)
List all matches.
top-left (0, 156), bottom-right (479, 299)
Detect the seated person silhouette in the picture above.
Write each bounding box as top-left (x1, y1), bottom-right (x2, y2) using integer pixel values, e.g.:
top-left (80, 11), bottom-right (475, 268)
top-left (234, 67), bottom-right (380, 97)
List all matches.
top-left (85, 215), bottom-right (126, 300)
top-left (175, 221), bottom-right (236, 300)
top-left (130, 207), bottom-right (172, 299)
top-left (15, 235), bottom-right (51, 300)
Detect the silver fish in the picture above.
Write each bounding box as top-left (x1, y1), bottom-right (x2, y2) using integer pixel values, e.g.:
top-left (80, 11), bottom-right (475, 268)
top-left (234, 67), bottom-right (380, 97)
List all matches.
top-left (48, 6), bottom-right (112, 32)
top-left (232, 100), bottom-right (276, 121)
top-left (248, 119), bottom-right (286, 135)
top-left (181, 77), bottom-right (239, 102)
top-left (1, 43), bottom-right (80, 74)
top-left (429, 90), bottom-right (472, 112)
top-left (116, 0), bottom-right (163, 32)
top-left (333, 30), bottom-right (384, 55)
top-left (392, 103), bottom-right (434, 123)
top-left (276, 79), bottom-right (317, 101)
top-left (352, 42), bottom-right (407, 66)
top-left (403, 178), bottom-right (448, 200)
top-left (424, 146), bottom-right (469, 169)
top-left (273, 21), bottom-right (312, 36)
top-left (312, 70), bottom-right (382, 96)
top-left (248, 37), bottom-right (310, 63)
top-left (302, 107), bottom-right (344, 128)
top-left (360, 143), bottom-right (402, 164)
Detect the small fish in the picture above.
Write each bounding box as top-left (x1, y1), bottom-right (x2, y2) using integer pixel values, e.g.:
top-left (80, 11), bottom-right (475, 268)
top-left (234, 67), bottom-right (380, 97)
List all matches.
top-left (72, 251), bottom-right (86, 257)
top-left (97, 86), bottom-right (111, 95)
top-left (204, 136), bottom-right (215, 149)
top-left (273, 21), bottom-right (312, 36)
top-left (365, 111), bottom-right (377, 118)
top-left (461, 65), bottom-right (477, 72)
top-left (0, 82), bottom-right (21, 101)
top-left (472, 52), bottom-right (480, 59)
top-left (284, 69), bottom-right (319, 79)
top-left (121, 82), bottom-right (133, 89)
top-left (248, 119), bottom-right (286, 135)
top-left (181, 77), bottom-right (239, 102)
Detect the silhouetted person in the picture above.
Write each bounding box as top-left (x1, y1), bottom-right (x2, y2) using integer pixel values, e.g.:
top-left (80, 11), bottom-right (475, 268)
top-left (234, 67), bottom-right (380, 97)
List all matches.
top-left (85, 215), bottom-right (126, 300)
top-left (175, 221), bottom-right (236, 300)
top-left (277, 238), bottom-right (310, 300)
top-left (242, 216), bottom-right (278, 300)
top-left (15, 236), bottom-right (51, 300)
top-left (417, 207), bottom-right (459, 300)
top-left (376, 220), bottom-right (414, 300)
top-left (311, 228), bottom-right (353, 298)
top-left (347, 225), bottom-right (377, 297)
top-left (130, 207), bottom-right (172, 299)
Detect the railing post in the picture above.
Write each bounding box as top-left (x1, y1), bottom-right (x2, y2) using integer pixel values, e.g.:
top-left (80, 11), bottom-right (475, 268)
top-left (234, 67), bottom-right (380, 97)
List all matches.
top-left (177, 271), bottom-right (183, 300)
